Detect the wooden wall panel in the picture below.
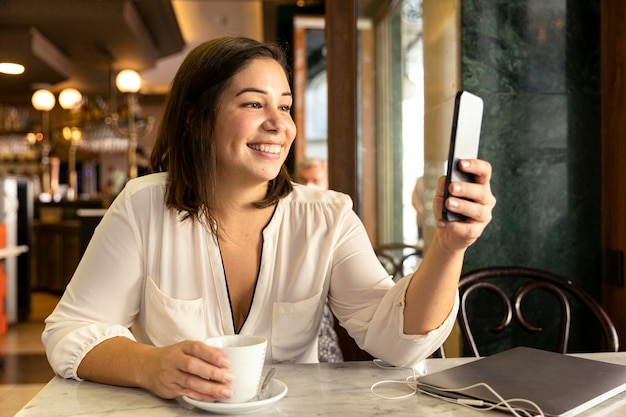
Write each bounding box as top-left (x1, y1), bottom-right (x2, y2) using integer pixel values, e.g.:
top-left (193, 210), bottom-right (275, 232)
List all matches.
top-left (326, 0), bottom-right (376, 361)
top-left (292, 22), bottom-right (308, 164)
top-left (325, 0), bottom-right (359, 212)
top-left (601, 0), bottom-right (626, 350)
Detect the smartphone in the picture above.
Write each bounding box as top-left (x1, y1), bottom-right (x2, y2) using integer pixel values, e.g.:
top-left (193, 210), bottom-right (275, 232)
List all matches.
top-left (442, 90), bottom-right (484, 222)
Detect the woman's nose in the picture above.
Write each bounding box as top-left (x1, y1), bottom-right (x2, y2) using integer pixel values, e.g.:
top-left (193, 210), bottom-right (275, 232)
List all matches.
top-left (262, 110), bottom-right (290, 133)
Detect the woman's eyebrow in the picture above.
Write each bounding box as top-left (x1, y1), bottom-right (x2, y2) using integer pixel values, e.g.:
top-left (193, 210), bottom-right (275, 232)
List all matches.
top-left (236, 87), bottom-right (292, 97)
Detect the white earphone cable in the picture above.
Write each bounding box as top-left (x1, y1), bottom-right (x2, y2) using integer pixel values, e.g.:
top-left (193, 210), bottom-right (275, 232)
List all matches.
top-left (369, 361), bottom-right (545, 417)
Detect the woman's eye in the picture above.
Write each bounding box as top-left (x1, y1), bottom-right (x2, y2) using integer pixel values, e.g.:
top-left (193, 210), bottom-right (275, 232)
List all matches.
top-left (245, 102), bottom-right (262, 109)
top-left (279, 105), bottom-right (292, 112)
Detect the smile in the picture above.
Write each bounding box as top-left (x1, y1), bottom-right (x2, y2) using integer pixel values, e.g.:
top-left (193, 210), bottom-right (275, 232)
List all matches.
top-left (248, 143), bottom-right (282, 154)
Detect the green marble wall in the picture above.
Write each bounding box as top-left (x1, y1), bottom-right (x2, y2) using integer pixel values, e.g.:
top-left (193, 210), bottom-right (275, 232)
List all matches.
top-left (460, 0), bottom-right (602, 353)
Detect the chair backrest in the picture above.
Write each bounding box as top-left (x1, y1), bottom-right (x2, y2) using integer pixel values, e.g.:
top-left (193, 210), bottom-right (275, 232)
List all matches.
top-left (457, 266), bottom-right (619, 357)
top-left (374, 243), bottom-right (423, 281)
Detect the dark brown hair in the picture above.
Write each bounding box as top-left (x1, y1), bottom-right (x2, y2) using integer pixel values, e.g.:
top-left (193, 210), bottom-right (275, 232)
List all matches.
top-left (150, 36), bottom-right (294, 233)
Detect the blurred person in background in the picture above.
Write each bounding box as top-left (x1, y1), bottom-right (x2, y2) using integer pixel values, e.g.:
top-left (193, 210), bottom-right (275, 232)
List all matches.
top-left (295, 156), bottom-right (328, 190)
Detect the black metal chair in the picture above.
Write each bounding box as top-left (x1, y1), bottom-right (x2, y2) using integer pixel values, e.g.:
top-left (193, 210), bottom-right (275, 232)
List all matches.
top-left (374, 243), bottom-right (423, 281)
top-left (454, 266), bottom-right (619, 357)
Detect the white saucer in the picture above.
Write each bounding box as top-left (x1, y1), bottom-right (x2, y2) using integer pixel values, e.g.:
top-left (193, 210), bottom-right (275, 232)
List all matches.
top-left (181, 379), bottom-right (288, 415)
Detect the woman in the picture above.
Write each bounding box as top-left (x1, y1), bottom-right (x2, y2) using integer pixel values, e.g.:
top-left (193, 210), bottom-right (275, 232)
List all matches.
top-left (43, 36), bottom-right (496, 403)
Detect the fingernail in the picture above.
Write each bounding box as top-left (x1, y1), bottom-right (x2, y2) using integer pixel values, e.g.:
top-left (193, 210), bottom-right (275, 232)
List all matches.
top-left (221, 387), bottom-right (233, 398)
top-left (223, 371), bottom-right (234, 383)
top-left (218, 357), bottom-right (230, 368)
top-left (437, 221), bottom-right (446, 228)
top-left (452, 184), bottom-right (461, 193)
top-left (449, 199), bottom-right (460, 208)
top-left (461, 160), bottom-right (470, 168)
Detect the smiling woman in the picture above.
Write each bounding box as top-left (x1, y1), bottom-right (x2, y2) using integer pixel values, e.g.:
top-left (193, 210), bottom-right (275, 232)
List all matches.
top-left (42, 35), bottom-right (495, 405)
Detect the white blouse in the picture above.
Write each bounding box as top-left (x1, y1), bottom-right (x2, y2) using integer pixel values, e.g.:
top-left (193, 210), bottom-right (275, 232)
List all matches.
top-left (43, 173), bottom-right (457, 380)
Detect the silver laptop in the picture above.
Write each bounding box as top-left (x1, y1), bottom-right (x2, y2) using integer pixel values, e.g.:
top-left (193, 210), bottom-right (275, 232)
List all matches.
top-left (417, 346), bottom-right (626, 417)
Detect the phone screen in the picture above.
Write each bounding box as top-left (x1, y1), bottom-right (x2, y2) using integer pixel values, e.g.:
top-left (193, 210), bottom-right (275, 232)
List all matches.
top-left (442, 90), bottom-right (484, 222)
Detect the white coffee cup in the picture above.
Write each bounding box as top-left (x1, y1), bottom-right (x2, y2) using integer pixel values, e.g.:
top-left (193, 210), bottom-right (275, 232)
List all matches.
top-left (204, 335), bottom-right (267, 403)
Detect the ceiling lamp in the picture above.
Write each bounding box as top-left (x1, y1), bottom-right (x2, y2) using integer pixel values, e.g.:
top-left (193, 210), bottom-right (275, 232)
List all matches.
top-left (31, 88), bottom-right (56, 196)
top-left (115, 69), bottom-right (142, 93)
top-left (110, 68), bottom-right (152, 180)
top-left (31, 89), bottom-right (56, 112)
top-left (0, 62), bottom-right (25, 75)
top-left (58, 87), bottom-right (83, 202)
top-left (58, 88), bottom-right (83, 110)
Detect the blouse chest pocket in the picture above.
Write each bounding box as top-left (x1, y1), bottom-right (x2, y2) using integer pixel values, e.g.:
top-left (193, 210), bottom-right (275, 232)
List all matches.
top-left (144, 278), bottom-right (208, 346)
top-left (271, 290), bottom-right (323, 363)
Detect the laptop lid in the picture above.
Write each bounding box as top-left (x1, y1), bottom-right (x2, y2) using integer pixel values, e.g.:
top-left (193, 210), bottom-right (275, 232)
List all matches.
top-left (417, 347), bottom-right (626, 417)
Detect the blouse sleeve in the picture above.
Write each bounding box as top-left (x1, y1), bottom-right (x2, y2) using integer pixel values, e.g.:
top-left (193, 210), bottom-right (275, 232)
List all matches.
top-left (42, 185), bottom-right (146, 380)
top-left (328, 209), bottom-right (458, 369)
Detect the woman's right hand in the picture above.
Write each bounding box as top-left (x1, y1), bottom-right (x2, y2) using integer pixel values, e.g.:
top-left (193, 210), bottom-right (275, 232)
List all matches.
top-left (77, 337), bottom-right (234, 401)
top-left (140, 340), bottom-right (235, 401)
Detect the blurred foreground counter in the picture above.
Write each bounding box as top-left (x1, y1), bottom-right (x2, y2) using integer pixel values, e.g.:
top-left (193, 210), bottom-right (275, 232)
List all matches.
top-left (32, 200), bottom-right (108, 294)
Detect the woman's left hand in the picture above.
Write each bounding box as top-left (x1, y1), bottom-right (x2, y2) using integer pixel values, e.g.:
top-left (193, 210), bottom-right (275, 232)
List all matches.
top-left (433, 159), bottom-right (496, 252)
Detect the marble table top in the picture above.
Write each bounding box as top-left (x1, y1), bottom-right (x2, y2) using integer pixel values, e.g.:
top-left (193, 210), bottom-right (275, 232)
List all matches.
top-left (15, 353), bottom-right (626, 416)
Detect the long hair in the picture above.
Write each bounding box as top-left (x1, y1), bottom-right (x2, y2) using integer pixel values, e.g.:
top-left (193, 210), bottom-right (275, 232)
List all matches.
top-left (150, 37), bottom-right (294, 234)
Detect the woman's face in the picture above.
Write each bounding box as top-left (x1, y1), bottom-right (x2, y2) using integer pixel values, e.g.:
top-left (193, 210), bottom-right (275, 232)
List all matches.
top-left (213, 58), bottom-right (296, 186)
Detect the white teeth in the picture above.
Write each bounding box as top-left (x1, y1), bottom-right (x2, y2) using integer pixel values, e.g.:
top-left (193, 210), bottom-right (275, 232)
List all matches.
top-left (249, 144), bottom-right (281, 154)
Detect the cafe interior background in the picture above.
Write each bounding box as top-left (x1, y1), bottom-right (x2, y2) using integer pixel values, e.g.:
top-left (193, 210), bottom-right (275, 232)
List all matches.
top-left (0, 0), bottom-right (625, 411)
